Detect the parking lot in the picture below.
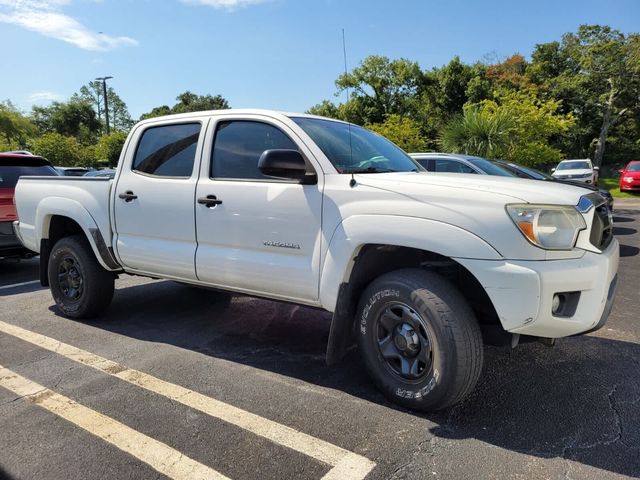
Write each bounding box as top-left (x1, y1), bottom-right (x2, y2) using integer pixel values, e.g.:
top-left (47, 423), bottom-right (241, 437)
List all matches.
top-left (0, 200), bottom-right (639, 480)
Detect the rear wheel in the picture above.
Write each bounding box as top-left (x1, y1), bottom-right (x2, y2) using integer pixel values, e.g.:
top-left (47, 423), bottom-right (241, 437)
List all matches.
top-left (356, 268), bottom-right (483, 411)
top-left (48, 235), bottom-right (114, 319)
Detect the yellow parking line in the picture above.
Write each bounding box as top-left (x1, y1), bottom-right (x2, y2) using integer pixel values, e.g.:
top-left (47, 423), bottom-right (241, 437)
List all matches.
top-left (0, 321), bottom-right (376, 480)
top-left (0, 365), bottom-right (230, 480)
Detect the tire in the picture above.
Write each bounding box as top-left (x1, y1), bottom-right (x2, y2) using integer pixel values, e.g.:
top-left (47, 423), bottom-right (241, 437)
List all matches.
top-left (356, 268), bottom-right (483, 411)
top-left (48, 235), bottom-right (115, 319)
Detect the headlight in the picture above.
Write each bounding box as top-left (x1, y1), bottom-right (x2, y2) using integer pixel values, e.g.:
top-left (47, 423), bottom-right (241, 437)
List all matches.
top-left (624, 176), bottom-right (635, 182)
top-left (506, 204), bottom-right (587, 250)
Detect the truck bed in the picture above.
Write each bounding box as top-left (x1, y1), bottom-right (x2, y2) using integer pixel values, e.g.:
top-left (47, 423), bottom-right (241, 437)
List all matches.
top-left (14, 176), bottom-right (113, 254)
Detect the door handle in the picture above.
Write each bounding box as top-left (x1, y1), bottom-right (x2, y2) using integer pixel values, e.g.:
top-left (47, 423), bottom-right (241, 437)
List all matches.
top-left (197, 195), bottom-right (222, 207)
top-left (118, 191), bottom-right (138, 202)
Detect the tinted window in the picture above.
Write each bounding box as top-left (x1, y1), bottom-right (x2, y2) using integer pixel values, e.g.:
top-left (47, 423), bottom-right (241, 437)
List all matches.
top-left (211, 121), bottom-right (298, 180)
top-left (133, 123), bottom-right (201, 177)
top-left (292, 117), bottom-right (422, 173)
top-left (434, 159), bottom-right (477, 174)
top-left (413, 158), bottom-right (433, 171)
top-left (466, 157), bottom-right (515, 176)
top-left (0, 165), bottom-right (58, 188)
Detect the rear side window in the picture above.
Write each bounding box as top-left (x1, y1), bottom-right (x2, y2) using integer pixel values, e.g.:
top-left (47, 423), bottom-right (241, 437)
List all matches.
top-left (0, 165), bottom-right (58, 188)
top-left (435, 159), bottom-right (477, 174)
top-left (211, 121), bottom-right (298, 180)
top-left (133, 123), bottom-right (201, 177)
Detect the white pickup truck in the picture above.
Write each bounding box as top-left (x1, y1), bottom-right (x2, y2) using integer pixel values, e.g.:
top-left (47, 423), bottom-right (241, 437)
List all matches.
top-left (13, 109), bottom-right (619, 411)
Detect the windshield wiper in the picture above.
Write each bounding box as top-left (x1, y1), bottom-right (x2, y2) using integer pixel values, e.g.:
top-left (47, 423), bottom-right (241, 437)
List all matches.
top-left (341, 166), bottom-right (398, 174)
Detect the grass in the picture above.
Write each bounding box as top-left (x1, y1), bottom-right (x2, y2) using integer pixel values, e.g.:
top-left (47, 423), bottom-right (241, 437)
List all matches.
top-left (598, 177), bottom-right (640, 199)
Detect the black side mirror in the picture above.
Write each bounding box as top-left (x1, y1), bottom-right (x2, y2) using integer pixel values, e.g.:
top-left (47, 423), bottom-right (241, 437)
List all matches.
top-left (258, 149), bottom-right (317, 184)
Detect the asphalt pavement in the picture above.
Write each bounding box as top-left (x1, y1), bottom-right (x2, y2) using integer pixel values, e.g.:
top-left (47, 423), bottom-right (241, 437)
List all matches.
top-left (0, 199), bottom-right (639, 480)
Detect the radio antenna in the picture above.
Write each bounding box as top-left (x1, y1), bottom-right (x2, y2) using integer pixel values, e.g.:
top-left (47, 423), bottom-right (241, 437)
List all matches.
top-left (342, 28), bottom-right (356, 187)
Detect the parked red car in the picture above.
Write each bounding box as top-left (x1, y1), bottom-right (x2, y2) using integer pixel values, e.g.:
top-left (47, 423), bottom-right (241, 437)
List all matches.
top-left (619, 160), bottom-right (640, 192)
top-left (1, 153), bottom-right (59, 258)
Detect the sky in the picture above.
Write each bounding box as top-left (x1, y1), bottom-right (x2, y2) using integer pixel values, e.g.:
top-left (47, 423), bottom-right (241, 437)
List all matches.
top-left (1, 0), bottom-right (639, 119)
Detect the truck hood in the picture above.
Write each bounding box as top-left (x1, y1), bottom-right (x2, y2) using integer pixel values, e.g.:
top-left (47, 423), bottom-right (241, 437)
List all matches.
top-left (354, 171), bottom-right (589, 206)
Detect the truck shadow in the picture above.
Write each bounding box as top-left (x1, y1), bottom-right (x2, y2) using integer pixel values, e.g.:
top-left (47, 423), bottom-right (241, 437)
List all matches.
top-left (65, 280), bottom-right (640, 478)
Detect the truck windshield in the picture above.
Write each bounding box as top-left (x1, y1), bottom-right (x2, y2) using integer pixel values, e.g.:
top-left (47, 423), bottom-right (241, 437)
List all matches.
top-left (291, 117), bottom-right (422, 173)
top-left (557, 161), bottom-right (590, 170)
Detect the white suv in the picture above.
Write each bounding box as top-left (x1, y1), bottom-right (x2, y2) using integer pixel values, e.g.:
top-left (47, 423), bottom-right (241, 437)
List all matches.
top-left (552, 159), bottom-right (598, 185)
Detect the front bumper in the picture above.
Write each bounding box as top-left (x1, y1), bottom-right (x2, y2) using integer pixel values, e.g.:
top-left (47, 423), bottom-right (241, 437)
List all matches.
top-left (553, 175), bottom-right (594, 185)
top-left (456, 238), bottom-right (620, 338)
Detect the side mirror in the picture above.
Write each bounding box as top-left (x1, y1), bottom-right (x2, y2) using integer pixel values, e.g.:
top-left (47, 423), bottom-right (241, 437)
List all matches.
top-left (551, 167), bottom-right (556, 173)
top-left (618, 169), bottom-right (624, 175)
top-left (258, 149), bottom-right (317, 184)
top-left (593, 166), bottom-right (600, 172)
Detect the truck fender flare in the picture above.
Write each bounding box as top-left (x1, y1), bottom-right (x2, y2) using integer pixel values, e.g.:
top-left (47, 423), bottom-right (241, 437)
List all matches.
top-left (36, 197), bottom-right (121, 272)
top-left (321, 215), bottom-right (502, 365)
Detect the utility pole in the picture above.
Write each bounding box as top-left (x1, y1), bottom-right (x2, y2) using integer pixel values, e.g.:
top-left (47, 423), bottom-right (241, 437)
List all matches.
top-left (95, 76), bottom-right (113, 134)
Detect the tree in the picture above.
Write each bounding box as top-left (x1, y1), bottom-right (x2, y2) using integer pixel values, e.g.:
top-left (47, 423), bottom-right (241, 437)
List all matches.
top-left (32, 99), bottom-right (101, 143)
top-left (29, 132), bottom-right (84, 166)
top-left (140, 91), bottom-right (230, 120)
top-left (335, 55), bottom-right (423, 124)
top-left (528, 25), bottom-right (640, 166)
top-left (440, 89), bottom-right (574, 165)
top-left (76, 81), bottom-right (134, 133)
top-left (95, 131), bottom-right (128, 166)
top-left (366, 115), bottom-right (426, 152)
top-left (440, 106), bottom-right (517, 160)
top-left (0, 101), bottom-right (37, 150)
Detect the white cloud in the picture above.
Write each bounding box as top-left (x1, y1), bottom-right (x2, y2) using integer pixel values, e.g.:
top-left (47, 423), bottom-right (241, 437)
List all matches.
top-left (180, 0), bottom-right (270, 11)
top-left (0, 0), bottom-right (138, 51)
top-left (28, 91), bottom-right (63, 103)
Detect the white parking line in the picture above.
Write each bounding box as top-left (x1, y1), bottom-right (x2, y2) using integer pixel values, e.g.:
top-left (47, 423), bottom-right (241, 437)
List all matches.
top-left (0, 321), bottom-right (376, 480)
top-left (0, 365), bottom-right (230, 480)
top-left (0, 280), bottom-right (41, 291)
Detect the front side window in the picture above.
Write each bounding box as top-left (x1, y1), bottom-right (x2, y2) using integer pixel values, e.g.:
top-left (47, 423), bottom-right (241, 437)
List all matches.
top-left (211, 121), bottom-right (298, 180)
top-left (133, 123), bottom-right (201, 177)
top-left (291, 117), bottom-right (421, 173)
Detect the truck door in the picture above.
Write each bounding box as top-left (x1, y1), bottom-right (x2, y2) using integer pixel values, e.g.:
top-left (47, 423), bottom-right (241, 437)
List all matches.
top-left (194, 117), bottom-right (323, 302)
top-left (113, 119), bottom-right (207, 280)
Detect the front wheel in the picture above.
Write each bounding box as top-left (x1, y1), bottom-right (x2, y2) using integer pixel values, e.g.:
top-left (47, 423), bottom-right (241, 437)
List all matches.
top-left (48, 235), bottom-right (115, 319)
top-left (356, 268), bottom-right (483, 411)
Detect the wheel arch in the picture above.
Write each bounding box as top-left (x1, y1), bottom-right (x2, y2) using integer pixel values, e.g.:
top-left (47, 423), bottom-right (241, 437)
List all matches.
top-left (37, 199), bottom-right (121, 286)
top-left (322, 215), bottom-right (502, 365)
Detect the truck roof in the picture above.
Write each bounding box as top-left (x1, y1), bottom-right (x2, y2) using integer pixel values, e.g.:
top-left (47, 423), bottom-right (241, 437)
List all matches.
top-left (136, 109), bottom-right (351, 126)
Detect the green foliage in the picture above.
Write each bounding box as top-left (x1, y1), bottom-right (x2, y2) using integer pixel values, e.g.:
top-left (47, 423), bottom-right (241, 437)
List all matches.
top-left (528, 25), bottom-right (640, 165)
top-left (0, 101), bottom-right (37, 149)
top-left (440, 89), bottom-right (574, 165)
top-left (95, 131), bottom-right (127, 166)
top-left (440, 106), bottom-right (517, 159)
top-left (32, 99), bottom-right (101, 143)
top-left (334, 55), bottom-right (423, 124)
top-left (76, 81), bottom-right (134, 133)
top-left (366, 115), bottom-right (426, 152)
top-left (29, 132), bottom-right (84, 166)
top-left (140, 91), bottom-right (230, 120)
